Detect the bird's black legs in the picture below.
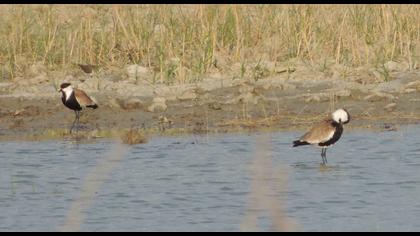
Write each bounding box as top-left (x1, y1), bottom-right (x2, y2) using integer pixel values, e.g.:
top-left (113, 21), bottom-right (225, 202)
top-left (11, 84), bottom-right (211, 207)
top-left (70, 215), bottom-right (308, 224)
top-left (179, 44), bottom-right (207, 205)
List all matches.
top-left (76, 111), bottom-right (81, 133)
top-left (321, 148), bottom-right (328, 165)
top-left (75, 111), bottom-right (81, 133)
top-left (70, 111), bottom-right (77, 134)
top-left (70, 110), bottom-right (81, 134)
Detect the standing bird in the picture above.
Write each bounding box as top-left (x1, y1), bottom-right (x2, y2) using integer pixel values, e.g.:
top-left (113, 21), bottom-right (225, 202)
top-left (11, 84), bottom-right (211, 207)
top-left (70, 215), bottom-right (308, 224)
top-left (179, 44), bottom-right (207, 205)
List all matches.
top-left (58, 83), bottom-right (98, 134)
top-left (77, 64), bottom-right (98, 75)
top-left (292, 108), bottom-right (350, 165)
top-left (73, 63), bottom-right (99, 82)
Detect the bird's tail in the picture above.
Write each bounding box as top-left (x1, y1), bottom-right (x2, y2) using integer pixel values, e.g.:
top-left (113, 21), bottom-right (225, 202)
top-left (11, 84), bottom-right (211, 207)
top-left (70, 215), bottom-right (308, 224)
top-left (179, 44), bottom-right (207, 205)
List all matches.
top-left (293, 140), bottom-right (309, 147)
top-left (87, 104), bottom-right (98, 109)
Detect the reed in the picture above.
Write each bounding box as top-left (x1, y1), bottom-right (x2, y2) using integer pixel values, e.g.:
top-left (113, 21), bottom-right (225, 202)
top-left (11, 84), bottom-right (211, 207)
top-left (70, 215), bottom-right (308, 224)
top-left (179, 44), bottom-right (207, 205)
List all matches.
top-left (1, 5), bottom-right (419, 82)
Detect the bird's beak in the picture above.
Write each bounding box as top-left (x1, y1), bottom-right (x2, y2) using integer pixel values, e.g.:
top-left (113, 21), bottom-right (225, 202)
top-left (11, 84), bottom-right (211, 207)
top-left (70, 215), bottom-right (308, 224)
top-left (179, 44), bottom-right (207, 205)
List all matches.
top-left (58, 88), bottom-right (62, 92)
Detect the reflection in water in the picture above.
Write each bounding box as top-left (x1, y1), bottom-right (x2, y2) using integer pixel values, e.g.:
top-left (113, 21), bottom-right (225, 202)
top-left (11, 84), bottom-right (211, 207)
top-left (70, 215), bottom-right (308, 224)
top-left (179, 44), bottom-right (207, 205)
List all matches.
top-left (59, 140), bottom-right (129, 232)
top-left (291, 162), bottom-right (341, 173)
top-left (1, 125), bottom-right (420, 231)
top-left (317, 164), bottom-right (340, 173)
top-left (240, 134), bottom-right (298, 232)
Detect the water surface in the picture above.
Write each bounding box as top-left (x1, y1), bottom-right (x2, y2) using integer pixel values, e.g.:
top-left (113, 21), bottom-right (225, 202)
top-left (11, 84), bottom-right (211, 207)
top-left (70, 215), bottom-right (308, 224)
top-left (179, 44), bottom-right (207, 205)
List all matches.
top-left (1, 125), bottom-right (420, 231)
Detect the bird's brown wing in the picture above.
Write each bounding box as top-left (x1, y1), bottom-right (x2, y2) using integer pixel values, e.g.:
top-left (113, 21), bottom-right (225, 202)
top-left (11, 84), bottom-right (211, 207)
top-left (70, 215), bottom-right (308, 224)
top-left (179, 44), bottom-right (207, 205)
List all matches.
top-left (74, 89), bottom-right (96, 107)
top-left (300, 119), bottom-right (336, 144)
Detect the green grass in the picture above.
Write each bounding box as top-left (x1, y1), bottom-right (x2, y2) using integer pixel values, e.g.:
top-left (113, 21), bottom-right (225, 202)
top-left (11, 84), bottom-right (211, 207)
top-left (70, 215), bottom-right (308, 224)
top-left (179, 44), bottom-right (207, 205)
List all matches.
top-left (1, 4), bottom-right (419, 82)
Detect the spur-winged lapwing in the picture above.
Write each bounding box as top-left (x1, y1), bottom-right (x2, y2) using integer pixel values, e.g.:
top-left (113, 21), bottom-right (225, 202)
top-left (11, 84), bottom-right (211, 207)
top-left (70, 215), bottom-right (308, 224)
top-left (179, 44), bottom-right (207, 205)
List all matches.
top-left (59, 83), bottom-right (98, 133)
top-left (292, 108), bottom-right (350, 165)
top-left (78, 64), bottom-right (99, 75)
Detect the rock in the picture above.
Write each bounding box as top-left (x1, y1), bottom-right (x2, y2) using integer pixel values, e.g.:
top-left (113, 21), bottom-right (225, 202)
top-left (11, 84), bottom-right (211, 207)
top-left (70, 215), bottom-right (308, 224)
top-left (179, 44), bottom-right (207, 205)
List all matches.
top-left (382, 123), bottom-right (398, 131)
top-left (404, 80), bottom-right (420, 88)
top-left (208, 102), bottom-right (222, 110)
top-left (404, 88), bottom-right (417, 94)
top-left (384, 61), bottom-right (409, 72)
top-left (363, 92), bottom-right (396, 102)
top-left (257, 82), bottom-right (272, 90)
top-left (35, 84), bottom-right (57, 94)
top-left (371, 70), bottom-right (386, 82)
top-left (384, 103), bottom-right (397, 112)
top-left (19, 74), bottom-right (49, 86)
top-left (237, 92), bottom-right (259, 105)
top-left (126, 65), bottom-right (151, 80)
top-left (158, 115), bottom-right (171, 124)
top-left (238, 84), bottom-right (255, 94)
top-left (198, 77), bottom-right (234, 92)
top-left (363, 94), bottom-right (378, 101)
top-left (13, 109), bottom-right (25, 116)
top-left (147, 97), bottom-right (167, 113)
top-left (119, 98), bottom-right (145, 110)
top-left (275, 67), bottom-right (296, 74)
top-left (78, 77), bottom-right (101, 91)
top-left (107, 81), bottom-right (154, 98)
top-left (403, 81), bottom-right (420, 93)
top-left (225, 92), bottom-right (259, 105)
top-left (26, 62), bottom-right (48, 77)
top-left (107, 98), bottom-right (122, 109)
top-left (158, 115), bottom-right (173, 131)
top-left (64, 74), bottom-right (76, 82)
top-left (177, 89), bottom-right (197, 101)
top-left (256, 60), bottom-right (276, 72)
top-left (148, 103), bottom-right (167, 113)
top-left (282, 83), bottom-right (297, 90)
top-left (374, 77), bottom-right (413, 94)
top-left (304, 95), bottom-right (318, 103)
top-left (102, 69), bottom-right (127, 82)
top-left (304, 93), bottom-right (330, 103)
top-left (304, 89), bottom-right (351, 103)
top-left (335, 89), bottom-right (352, 98)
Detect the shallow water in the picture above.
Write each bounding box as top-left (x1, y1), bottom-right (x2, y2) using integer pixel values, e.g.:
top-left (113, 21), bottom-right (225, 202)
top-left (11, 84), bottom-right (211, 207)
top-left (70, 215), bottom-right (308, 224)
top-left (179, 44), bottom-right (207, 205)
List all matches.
top-left (1, 125), bottom-right (420, 231)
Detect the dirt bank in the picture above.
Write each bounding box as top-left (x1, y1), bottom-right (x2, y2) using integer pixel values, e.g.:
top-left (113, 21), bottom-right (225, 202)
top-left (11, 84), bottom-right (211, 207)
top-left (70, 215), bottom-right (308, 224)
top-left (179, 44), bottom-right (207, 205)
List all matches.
top-left (1, 68), bottom-right (420, 142)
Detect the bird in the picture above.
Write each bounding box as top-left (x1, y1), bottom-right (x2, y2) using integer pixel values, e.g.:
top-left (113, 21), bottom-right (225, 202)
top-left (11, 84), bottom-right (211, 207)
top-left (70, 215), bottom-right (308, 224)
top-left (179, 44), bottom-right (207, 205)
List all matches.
top-left (77, 64), bottom-right (98, 75)
top-left (74, 64), bottom-right (99, 82)
top-left (292, 108), bottom-right (350, 165)
top-left (58, 83), bottom-right (98, 134)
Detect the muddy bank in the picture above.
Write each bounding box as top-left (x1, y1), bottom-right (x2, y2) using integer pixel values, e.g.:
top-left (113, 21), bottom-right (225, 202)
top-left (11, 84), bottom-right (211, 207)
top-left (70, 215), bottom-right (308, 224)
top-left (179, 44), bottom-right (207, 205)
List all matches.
top-left (1, 67), bottom-right (420, 141)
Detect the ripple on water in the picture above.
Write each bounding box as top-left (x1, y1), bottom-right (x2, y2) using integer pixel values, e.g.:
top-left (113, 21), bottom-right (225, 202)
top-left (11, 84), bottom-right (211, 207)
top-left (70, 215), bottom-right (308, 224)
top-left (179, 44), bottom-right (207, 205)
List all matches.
top-left (2, 127), bottom-right (420, 231)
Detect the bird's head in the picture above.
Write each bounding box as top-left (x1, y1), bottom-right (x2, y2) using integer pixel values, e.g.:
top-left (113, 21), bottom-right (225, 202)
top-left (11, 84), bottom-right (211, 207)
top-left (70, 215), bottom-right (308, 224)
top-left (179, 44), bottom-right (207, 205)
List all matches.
top-left (332, 108), bottom-right (350, 124)
top-left (58, 83), bottom-right (72, 93)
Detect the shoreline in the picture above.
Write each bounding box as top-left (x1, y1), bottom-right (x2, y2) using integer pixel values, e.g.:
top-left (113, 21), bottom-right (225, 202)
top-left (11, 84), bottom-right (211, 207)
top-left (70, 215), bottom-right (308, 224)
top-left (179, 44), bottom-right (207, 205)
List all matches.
top-left (2, 69), bottom-right (420, 142)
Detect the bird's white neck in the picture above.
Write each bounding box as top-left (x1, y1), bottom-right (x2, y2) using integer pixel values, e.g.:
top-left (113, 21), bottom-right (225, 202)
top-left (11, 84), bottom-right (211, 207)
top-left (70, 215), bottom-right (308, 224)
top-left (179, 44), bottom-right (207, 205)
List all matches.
top-left (62, 86), bottom-right (74, 101)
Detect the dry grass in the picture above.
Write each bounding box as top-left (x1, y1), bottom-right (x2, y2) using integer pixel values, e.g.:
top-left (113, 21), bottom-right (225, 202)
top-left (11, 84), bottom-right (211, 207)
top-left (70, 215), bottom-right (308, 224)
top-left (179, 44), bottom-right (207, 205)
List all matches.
top-left (1, 4), bottom-right (419, 82)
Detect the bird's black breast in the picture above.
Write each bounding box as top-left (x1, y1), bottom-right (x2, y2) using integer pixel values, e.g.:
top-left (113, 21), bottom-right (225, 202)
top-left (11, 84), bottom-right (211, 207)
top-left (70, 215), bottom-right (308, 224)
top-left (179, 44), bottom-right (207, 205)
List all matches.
top-left (62, 91), bottom-right (82, 111)
top-left (318, 122), bottom-right (343, 147)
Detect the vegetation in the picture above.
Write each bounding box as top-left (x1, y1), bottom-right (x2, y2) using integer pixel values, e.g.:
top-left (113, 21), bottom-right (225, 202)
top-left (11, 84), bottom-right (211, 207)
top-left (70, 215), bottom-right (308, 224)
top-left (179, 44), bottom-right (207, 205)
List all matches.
top-left (0, 4), bottom-right (419, 82)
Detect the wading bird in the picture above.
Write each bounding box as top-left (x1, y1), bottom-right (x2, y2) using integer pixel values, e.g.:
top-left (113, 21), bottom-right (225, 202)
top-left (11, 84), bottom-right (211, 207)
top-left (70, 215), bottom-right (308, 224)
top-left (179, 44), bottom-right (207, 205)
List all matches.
top-left (292, 108), bottom-right (350, 165)
top-left (59, 83), bottom-right (98, 134)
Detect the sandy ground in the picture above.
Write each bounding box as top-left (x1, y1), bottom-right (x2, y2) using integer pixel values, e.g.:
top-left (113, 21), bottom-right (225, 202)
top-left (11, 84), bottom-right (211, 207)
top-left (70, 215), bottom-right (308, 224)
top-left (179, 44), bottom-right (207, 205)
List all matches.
top-left (1, 69), bottom-right (420, 142)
